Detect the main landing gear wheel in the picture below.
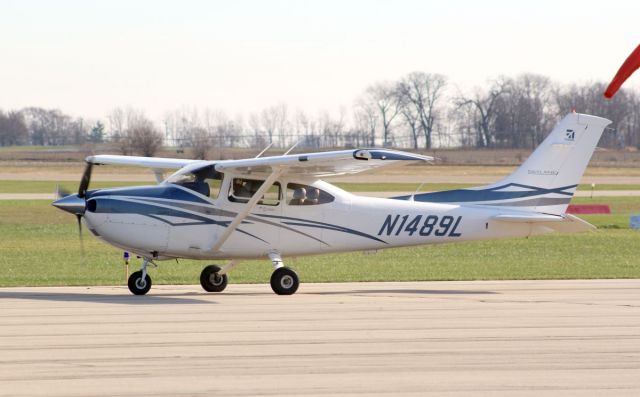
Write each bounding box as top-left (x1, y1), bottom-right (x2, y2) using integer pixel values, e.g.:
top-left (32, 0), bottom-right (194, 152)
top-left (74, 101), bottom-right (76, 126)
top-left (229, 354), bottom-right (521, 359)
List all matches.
top-left (200, 265), bottom-right (228, 292)
top-left (128, 271), bottom-right (152, 295)
top-left (270, 267), bottom-right (299, 295)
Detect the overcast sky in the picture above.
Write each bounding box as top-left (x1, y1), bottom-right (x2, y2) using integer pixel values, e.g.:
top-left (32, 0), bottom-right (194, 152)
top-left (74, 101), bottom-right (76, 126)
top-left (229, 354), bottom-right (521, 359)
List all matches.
top-left (1, 0), bottom-right (639, 122)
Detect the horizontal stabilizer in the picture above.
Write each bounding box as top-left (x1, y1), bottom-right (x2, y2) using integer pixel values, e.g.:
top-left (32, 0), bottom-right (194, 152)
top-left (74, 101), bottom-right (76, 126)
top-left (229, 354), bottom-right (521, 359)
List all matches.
top-left (492, 213), bottom-right (565, 222)
top-left (492, 213), bottom-right (595, 233)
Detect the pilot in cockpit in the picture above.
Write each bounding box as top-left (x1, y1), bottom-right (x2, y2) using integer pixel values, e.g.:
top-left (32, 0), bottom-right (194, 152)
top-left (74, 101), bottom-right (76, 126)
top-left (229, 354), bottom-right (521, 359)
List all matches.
top-left (231, 179), bottom-right (252, 199)
top-left (304, 188), bottom-right (320, 205)
top-left (289, 187), bottom-right (306, 205)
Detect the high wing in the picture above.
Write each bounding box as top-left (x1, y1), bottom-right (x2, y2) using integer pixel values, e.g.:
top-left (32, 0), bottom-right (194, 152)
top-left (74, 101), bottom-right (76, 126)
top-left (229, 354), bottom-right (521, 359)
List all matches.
top-left (87, 149), bottom-right (432, 181)
top-left (86, 154), bottom-right (202, 169)
top-left (214, 149), bottom-right (432, 177)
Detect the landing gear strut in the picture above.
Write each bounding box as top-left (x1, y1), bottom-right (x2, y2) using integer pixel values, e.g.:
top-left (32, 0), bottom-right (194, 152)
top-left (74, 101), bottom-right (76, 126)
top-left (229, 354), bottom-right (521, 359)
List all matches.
top-left (268, 251), bottom-right (299, 295)
top-left (128, 257), bottom-right (155, 295)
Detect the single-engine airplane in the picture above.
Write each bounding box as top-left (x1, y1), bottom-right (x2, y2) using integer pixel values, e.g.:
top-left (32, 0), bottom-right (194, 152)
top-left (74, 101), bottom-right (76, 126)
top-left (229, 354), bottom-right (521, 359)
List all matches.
top-left (53, 113), bottom-right (610, 295)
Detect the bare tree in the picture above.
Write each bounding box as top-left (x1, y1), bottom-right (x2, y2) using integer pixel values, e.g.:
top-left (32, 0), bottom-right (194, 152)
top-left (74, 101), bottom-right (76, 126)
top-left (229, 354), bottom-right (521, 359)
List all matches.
top-left (317, 108), bottom-right (347, 148)
top-left (258, 103), bottom-right (289, 147)
top-left (554, 82), bottom-right (638, 148)
top-left (455, 77), bottom-right (510, 148)
top-left (189, 127), bottom-right (210, 159)
top-left (354, 100), bottom-right (379, 146)
top-left (363, 82), bottom-right (401, 146)
top-left (246, 113), bottom-right (262, 148)
top-left (129, 113), bottom-right (163, 156)
top-left (107, 107), bottom-right (132, 154)
top-left (108, 108), bottom-right (162, 156)
top-left (0, 110), bottom-right (29, 146)
top-left (398, 72), bottom-right (447, 149)
top-left (295, 110), bottom-right (321, 148)
top-left (19, 107), bottom-right (83, 146)
top-left (493, 74), bottom-right (553, 148)
top-left (397, 90), bottom-right (421, 149)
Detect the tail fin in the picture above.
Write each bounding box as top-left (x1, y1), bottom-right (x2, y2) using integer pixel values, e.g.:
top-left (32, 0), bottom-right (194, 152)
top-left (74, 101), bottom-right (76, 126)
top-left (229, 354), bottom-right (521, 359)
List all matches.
top-left (408, 113), bottom-right (611, 215)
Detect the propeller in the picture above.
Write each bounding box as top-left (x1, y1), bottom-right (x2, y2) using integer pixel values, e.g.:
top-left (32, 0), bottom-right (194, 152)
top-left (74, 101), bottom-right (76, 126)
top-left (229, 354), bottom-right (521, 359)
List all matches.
top-left (52, 161), bottom-right (94, 254)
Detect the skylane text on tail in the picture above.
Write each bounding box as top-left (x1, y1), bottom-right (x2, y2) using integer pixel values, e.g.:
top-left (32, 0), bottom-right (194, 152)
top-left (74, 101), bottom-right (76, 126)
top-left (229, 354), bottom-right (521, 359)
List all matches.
top-left (52, 112), bottom-right (610, 295)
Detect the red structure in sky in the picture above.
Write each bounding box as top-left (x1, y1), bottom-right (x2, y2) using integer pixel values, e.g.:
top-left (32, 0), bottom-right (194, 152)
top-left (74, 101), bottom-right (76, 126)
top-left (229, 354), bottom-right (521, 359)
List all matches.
top-left (604, 44), bottom-right (640, 99)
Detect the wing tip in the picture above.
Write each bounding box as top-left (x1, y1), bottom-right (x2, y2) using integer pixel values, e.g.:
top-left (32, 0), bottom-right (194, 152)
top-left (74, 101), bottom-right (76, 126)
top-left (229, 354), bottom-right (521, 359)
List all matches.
top-left (353, 148), bottom-right (434, 162)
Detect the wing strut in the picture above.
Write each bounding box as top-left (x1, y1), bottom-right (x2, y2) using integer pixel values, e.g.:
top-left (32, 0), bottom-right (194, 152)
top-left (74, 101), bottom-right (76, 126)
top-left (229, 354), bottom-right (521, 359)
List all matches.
top-left (206, 167), bottom-right (284, 254)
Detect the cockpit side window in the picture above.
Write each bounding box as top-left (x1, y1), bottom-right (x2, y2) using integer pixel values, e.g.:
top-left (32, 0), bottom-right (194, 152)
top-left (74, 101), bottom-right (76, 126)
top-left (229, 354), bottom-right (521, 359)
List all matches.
top-left (229, 178), bottom-right (281, 206)
top-left (205, 177), bottom-right (222, 199)
top-left (286, 183), bottom-right (334, 206)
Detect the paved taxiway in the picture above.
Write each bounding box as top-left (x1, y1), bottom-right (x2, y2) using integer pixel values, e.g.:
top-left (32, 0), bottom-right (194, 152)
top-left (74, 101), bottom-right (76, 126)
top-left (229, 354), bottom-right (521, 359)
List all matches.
top-left (1, 280), bottom-right (639, 396)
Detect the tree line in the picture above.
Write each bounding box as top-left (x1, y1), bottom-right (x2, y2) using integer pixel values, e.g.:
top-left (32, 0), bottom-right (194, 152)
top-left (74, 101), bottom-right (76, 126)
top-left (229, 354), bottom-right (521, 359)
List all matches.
top-left (1, 73), bottom-right (639, 157)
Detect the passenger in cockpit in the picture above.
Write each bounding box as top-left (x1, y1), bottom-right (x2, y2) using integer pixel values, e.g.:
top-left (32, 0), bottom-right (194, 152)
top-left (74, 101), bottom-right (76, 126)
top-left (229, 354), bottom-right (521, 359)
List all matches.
top-left (289, 188), bottom-right (306, 205)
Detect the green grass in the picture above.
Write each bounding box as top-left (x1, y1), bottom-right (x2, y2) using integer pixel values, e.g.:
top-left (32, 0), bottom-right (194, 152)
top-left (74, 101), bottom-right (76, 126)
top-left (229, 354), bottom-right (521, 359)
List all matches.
top-left (1, 223), bottom-right (639, 287)
top-left (1, 198), bottom-right (640, 287)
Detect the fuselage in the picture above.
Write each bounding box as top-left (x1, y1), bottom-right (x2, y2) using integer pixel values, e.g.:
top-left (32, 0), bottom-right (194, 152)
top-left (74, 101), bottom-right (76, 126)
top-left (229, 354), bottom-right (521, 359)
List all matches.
top-left (81, 173), bottom-right (553, 261)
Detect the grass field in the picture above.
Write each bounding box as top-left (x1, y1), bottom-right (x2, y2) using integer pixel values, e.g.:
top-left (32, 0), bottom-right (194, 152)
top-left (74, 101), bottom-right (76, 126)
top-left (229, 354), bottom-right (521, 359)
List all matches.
top-left (1, 197), bottom-right (639, 287)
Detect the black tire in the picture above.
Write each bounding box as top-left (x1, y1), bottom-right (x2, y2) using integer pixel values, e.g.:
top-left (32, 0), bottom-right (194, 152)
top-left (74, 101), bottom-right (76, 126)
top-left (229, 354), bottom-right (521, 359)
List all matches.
top-left (270, 267), bottom-right (299, 295)
top-left (200, 265), bottom-right (228, 292)
top-left (128, 271), bottom-right (152, 295)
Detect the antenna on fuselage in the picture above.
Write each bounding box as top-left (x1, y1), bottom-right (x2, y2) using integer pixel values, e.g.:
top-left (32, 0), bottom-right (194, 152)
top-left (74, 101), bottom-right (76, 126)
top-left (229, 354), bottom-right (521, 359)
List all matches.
top-left (283, 141), bottom-right (299, 155)
top-left (410, 182), bottom-right (426, 202)
top-left (255, 142), bottom-right (274, 158)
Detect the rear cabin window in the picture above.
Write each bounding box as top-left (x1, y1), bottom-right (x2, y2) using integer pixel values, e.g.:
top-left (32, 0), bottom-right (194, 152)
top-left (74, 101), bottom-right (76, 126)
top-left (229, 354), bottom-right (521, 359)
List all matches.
top-left (229, 178), bottom-right (281, 206)
top-left (286, 183), bottom-right (334, 206)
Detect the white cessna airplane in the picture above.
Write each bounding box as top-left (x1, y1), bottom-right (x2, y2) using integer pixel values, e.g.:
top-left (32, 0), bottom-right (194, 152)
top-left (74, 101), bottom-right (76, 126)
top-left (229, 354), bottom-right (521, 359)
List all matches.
top-left (53, 113), bottom-right (610, 295)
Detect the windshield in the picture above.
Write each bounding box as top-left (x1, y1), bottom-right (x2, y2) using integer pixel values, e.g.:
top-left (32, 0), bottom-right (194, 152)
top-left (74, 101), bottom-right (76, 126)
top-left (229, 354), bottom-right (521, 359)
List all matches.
top-left (165, 164), bottom-right (223, 198)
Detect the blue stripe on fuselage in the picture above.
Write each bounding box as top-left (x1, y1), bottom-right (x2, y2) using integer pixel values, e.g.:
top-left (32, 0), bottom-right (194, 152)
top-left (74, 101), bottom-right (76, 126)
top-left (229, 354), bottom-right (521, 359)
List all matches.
top-left (392, 183), bottom-right (577, 203)
top-left (88, 185), bottom-right (210, 204)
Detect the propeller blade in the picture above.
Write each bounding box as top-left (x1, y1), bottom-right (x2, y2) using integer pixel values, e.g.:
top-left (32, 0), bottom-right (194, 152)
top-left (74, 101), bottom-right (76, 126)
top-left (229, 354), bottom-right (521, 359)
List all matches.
top-left (78, 162), bottom-right (93, 198)
top-left (76, 214), bottom-right (85, 256)
top-left (55, 185), bottom-right (72, 199)
top-left (604, 44), bottom-right (640, 99)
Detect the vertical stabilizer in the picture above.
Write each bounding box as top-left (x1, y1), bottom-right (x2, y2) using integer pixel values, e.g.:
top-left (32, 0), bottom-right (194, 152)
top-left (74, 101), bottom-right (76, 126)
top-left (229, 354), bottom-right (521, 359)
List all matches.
top-left (405, 113), bottom-right (611, 215)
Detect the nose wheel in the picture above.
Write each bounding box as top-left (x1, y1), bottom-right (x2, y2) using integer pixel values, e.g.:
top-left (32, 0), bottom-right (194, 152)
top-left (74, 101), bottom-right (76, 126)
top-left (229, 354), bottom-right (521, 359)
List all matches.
top-left (128, 271), bottom-right (152, 295)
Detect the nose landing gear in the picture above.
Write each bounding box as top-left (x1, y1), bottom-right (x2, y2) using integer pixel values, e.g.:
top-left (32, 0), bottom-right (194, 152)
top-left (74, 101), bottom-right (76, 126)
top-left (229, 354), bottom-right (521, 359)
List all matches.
top-left (127, 257), bottom-right (155, 295)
